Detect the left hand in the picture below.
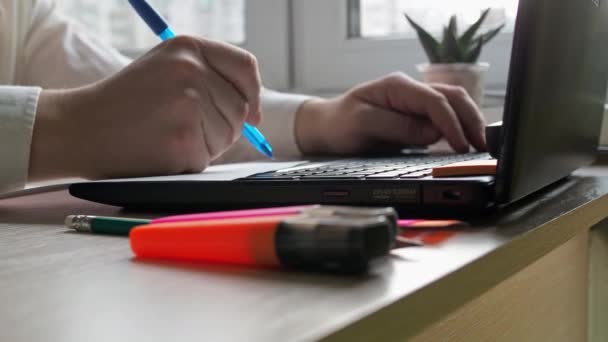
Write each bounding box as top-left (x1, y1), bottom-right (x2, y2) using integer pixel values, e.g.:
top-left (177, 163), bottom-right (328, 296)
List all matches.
top-left (295, 72), bottom-right (487, 155)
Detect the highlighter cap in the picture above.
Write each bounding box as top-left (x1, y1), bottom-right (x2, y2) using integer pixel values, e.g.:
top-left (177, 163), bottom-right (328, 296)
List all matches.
top-left (304, 206), bottom-right (398, 243)
top-left (275, 216), bottom-right (393, 273)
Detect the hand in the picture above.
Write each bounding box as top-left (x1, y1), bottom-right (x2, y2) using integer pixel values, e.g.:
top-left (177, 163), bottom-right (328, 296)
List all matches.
top-left (29, 36), bottom-right (262, 181)
top-left (295, 72), bottom-right (487, 155)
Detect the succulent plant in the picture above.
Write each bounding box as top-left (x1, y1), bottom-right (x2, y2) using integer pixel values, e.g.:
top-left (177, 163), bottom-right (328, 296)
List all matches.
top-left (405, 9), bottom-right (505, 64)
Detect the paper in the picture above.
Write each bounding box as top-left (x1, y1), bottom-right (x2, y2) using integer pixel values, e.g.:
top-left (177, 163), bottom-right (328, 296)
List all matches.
top-left (0, 178), bottom-right (84, 200)
top-left (92, 161), bottom-right (307, 183)
top-left (0, 161), bottom-right (309, 200)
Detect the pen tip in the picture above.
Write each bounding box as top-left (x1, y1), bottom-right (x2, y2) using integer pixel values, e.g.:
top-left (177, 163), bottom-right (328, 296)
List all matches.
top-left (261, 144), bottom-right (273, 159)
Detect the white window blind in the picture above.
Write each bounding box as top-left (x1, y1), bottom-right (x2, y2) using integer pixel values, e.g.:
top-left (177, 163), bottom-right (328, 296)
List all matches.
top-left (54, 0), bottom-right (290, 90)
top-left (56, 0), bottom-right (245, 49)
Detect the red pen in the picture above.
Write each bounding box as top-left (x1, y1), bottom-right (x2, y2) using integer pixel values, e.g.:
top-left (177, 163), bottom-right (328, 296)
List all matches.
top-left (131, 215), bottom-right (395, 273)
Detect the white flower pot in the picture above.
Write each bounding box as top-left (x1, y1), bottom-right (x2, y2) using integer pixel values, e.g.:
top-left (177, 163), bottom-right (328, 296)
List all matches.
top-left (416, 63), bottom-right (490, 107)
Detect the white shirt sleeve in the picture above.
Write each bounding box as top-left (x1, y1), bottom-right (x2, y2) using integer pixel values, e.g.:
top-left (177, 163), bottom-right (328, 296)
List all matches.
top-left (0, 86), bottom-right (40, 193)
top-left (0, 0), bottom-right (130, 193)
top-left (212, 89), bottom-right (312, 165)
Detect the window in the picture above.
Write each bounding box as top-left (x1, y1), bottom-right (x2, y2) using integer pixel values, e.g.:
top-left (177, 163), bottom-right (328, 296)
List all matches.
top-left (54, 0), bottom-right (519, 93)
top-left (353, 0), bottom-right (517, 39)
top-left (294, 0), bottom-right (519, 93)
top-left (55, 0), bottom-right (290, 90)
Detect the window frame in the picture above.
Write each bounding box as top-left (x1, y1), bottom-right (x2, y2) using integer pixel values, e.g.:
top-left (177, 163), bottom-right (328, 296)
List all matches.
top-left (242, 0), bottom-right (291, 90)
top-left (292, 0), bottom-right (514, 94)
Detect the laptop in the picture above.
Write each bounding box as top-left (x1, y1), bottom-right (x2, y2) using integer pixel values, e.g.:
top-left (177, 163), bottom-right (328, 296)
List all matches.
top-left (70, 0), bottom-right (608, 215)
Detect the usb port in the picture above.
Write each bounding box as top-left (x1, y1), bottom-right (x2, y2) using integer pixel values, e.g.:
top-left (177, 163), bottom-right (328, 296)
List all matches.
top-left (442, 189), bottom-right (463, 201)
top-left (322, 190), bottom-right (350, 198)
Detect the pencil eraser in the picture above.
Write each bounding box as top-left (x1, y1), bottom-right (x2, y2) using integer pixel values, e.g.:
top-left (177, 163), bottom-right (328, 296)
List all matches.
top-left (432, 159), bottom-right (497, 177)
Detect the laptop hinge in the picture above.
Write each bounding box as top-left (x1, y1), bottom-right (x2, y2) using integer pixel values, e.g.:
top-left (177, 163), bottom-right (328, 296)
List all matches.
top-left (486, 121), bottom-right (503, 160)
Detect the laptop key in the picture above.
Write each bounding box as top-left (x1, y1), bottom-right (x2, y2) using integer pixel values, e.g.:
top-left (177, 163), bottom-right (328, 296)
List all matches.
top-left (316, 172), bottom-right (348, 176)
top-left (301, 175), bottom-right (365, 179)
top-left (366, 171), bottom-right (406, 179)
top-left (342, 170), bottom-right (367, 175)
top-left (400, 171), bottom-right (431, 179)
top-left (395, 166), bottom-right (429, 173)
top-left (251, 174), bottom-right (299, 180)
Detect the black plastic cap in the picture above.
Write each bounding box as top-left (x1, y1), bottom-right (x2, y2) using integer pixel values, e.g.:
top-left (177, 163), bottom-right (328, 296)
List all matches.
top-left (275, 216), bottom-right (393, 273)
top-left (303, 206), bottom-right (399, 246)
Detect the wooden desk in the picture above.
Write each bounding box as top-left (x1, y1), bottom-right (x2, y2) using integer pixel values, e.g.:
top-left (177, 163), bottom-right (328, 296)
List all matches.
top-left (1, 170), bottom-right (608, 342)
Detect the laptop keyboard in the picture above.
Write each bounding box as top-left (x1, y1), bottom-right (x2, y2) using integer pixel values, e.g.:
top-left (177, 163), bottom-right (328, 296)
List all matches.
top-left (247, 153), bottom-right (491, 180)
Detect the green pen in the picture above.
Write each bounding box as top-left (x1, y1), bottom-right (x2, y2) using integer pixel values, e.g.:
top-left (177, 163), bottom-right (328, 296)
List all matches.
top-left (65, 215), bottom-right (151, 236)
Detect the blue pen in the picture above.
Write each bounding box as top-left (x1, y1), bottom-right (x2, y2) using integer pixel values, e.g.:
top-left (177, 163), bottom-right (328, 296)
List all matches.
top-left (127, 0), bottom-right (273, 159)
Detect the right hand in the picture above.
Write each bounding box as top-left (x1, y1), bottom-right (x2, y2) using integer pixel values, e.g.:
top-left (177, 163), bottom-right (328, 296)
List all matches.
top-left (29, 36), bottom-right (262, 181)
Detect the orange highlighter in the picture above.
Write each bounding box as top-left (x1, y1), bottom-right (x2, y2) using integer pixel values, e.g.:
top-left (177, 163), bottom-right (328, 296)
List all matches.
top-left (130, 214), bottom-right (395, 273)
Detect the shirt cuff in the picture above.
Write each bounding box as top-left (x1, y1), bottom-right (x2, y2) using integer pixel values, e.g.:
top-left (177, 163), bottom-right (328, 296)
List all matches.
top-left (259, 89), bottom-right (312, 158)
top-left (0, 86), bottom-right (41, 193)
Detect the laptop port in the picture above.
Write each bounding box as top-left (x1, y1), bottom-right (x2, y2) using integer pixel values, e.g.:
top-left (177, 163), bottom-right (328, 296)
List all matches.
top-left (322, 190), bottom-right (350, 198)
top-left (442, 189), bottom-right (463, 201)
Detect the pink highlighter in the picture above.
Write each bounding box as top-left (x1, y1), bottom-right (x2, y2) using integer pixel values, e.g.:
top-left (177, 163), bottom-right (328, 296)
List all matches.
top-left (151, 205), bottom-right (316, 224)
top-left (151, 205), bottom-right (400, 249)
top-left (151, 205), bottom-right (464, 231)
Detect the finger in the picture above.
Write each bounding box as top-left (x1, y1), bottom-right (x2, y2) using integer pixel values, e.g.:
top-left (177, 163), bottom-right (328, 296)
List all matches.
top-left (359, 106), bottom-right (443, 146)
top-left (180, 126), bottom-right (209, 174)
top-left (195, 38), bottom-right (262, 122)
top-left (167, 49), bottom-right (248, 152)
top-left (430, 84), bottom-right (487, 152)
top-left (203, 66), bottom-right (257, 142)
top-left (185, 83), bottom-right (235, 159)
top-left (353, 73), bottom-right (470, 153)
top-left (169, 100), bottom-right (209, 174)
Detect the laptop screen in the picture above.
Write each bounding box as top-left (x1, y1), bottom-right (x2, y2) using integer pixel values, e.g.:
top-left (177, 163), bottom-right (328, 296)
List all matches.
top-left (496, 0), bottom-right (608, 203)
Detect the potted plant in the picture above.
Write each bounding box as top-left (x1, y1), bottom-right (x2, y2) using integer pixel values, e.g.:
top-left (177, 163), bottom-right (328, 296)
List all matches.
top-left (405, 9), bottom-right (504, 106)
